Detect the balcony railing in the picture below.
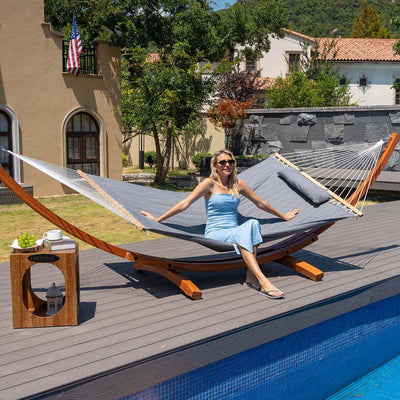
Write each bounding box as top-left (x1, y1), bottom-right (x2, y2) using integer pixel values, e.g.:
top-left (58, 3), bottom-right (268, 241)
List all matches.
top-left (62, 41), bottom-right (98, 75)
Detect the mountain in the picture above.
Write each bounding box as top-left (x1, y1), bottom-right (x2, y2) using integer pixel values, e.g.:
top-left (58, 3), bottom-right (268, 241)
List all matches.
top-left (246, 0), bottom-right (400, 38)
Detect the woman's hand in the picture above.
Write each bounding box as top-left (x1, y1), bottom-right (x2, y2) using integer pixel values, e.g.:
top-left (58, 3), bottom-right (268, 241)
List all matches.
top-left (140, 210), bottom-right (159, 222)
top-left (282, 209), bottom-right (299, 221)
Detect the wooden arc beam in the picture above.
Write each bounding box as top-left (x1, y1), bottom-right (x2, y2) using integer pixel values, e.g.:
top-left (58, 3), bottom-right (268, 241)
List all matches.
top-left (0, 163), bottom-right (321, 297)
top-left (0, 132), bottom-right (398, 299)
top-left (273, 132), bottom-right (400, 279)
top-left (347, 133), bottom-right (400, 206)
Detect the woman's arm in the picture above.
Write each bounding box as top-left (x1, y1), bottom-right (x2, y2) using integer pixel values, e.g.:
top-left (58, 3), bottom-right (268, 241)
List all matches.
top-left (140, 178), bottom-right (213, 223)
top-left (239, 180), bottom-right (299, 221)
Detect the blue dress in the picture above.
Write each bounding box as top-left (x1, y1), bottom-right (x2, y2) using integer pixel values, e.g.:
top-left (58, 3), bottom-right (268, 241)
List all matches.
top-left (204, 183), bottom-right (263, 255)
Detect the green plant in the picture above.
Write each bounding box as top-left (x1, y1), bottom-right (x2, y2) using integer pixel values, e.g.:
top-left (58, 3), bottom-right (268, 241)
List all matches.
top-left (122, 153), bottom-right (129, 167)
top-left (392, 81), bottom-right (400, 90)
top-left (192, 152), bottom-right (212, 169)
top-left (265, 70), bottom-right (353, 108)
top-left (144, 151), bottom-right (157, 168)
top-left (234, 155), bottom-right (268, 159)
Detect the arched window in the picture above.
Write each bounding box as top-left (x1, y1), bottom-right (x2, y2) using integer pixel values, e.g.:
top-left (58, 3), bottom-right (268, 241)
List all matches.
top-left (66, 112), bottom-right (99, 175)
top-left (0, 111), bottom-right (12, 177)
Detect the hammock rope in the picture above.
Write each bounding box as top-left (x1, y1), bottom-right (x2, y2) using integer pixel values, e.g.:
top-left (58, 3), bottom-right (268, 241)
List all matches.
top-left (0, 152), bottom-right (143, 229)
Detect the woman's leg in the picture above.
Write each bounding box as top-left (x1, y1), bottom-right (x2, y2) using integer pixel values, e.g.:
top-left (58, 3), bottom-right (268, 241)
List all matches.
top-left (241, 246), bottom-right (284, 297)
top-left (245, 245), bottom-right (260, 287)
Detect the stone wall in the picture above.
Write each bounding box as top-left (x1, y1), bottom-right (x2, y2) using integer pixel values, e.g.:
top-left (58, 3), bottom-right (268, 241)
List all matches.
top-left (0, 185), bottom-right (33, 205)
top-left (237, 106), bottom-right (400, 171)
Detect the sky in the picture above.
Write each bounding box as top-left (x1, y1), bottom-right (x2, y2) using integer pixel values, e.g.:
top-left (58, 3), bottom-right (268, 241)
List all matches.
top-left (212, 0), bottom-right (236, 10)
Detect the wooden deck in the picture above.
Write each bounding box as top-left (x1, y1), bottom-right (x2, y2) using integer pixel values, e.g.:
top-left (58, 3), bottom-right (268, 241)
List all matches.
top-left (1, 201), bottom-right (400, 400)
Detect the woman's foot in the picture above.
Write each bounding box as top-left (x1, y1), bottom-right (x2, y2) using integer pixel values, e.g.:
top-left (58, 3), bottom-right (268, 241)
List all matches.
top-left (245, 269), bottom-right (284, 298)
top-left (243, 281), bottom-right (261, 290)
top-left (259, 280), bottom-right (284, 298)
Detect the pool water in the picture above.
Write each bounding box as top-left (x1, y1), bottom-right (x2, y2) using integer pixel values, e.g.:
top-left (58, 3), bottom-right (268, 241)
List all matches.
top-left (326, 352), bottom-right (400, 400)
top-left (122, 293), bottom-right (400, 400)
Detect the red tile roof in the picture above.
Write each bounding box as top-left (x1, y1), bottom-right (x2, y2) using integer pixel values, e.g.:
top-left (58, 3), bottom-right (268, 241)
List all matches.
top-left (255, 77), bottom-right (276, 90)
top-left (318, 38), bottom-right (400, 62)
top-left (283, 28), bottom-right (315, 43)
top-left (146, 53), bottom-right (161, 62)
top-left (280, 29), bottom-right (400, 62)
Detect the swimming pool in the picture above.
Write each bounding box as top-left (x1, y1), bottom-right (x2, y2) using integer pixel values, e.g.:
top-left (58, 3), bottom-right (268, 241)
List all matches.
top-left (121, 293), bottom-right (400, 400)
top-left (326, 352), bottom-right (400, 400)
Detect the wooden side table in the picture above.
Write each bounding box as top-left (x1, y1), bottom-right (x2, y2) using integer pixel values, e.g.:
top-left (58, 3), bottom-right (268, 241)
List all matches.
top-left (10, 245), bottom-right (80, 328)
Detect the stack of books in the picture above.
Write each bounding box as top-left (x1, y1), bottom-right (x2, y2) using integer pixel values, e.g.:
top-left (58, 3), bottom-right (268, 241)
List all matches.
top-left (43, 235), bottom-right (76, 251)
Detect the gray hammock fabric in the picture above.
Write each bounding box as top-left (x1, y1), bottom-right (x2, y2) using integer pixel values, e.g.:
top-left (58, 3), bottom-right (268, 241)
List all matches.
top-left (1, 149), bottom-right (357, 252)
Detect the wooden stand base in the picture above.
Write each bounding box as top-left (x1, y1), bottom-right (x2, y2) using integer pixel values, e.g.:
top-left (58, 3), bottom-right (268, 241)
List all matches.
top-left (275, 255), bottom-right (324, 281)
top-left (10, 246), bottom-right (80, 328)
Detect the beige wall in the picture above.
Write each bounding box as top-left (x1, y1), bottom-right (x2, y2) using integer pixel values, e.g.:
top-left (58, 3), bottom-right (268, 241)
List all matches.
top-left (125, 119), bottom-right (225, 169)
top-left (239, 33), bottom-right (310, 78)
top-left (0, 0), bottom-right (122, 196)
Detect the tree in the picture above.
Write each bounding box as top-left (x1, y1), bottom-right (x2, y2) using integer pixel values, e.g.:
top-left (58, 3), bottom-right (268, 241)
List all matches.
top-left (45, 0), bottom-right (287, 183)
top-left (391, 15), bottom-right (400, 56)
top-left (122, 50), bottom-right (213, 183)
top-left (208, 66), bottom-right (263, 152)
top-left (266, 71), bottom-right (353, 108)
top-left (351, 1), bottom-right (391, 38)
top-left (244, 0), bottom-right (400, 38)
top-left (216, 0), bottom-right (287, 62)
top-left (214, 66), bottom-right (262, 103)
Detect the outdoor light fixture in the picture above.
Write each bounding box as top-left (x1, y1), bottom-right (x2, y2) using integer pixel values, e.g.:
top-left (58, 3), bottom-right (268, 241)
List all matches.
top-left (358, 74), bottom-right (369, 87)
top-left (46, 282), bottom-right (64, 316)
top-left (357, 74), bottom-right (370, 94)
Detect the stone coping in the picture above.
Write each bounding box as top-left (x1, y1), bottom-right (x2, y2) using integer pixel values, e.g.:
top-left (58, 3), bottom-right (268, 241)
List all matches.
top-left (248, 105), bottom-right (400, 114)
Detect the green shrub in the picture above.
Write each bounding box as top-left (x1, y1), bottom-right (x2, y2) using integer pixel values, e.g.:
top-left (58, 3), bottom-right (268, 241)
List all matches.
top-left (144, 151), bottom-right (157, 168)
top-left (192, 152), bottom-right (212, 169)
top-left (252, 154), bottom-right (268, 159)
top-left (122, 153), bottom-right (129, 167)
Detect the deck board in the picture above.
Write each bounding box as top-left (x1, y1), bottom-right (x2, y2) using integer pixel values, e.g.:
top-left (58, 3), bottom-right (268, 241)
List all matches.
top-left (1, 201), bottom-right (400, 399)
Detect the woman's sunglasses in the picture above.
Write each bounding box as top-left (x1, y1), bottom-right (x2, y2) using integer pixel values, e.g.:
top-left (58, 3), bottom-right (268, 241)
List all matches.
top-left (216, 159), bottom-right (235, 166)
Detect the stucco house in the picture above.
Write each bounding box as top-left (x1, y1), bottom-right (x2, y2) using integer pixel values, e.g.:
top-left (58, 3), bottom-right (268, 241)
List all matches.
top-left (241, 28), bottom-right (400, 107)
top-left (323, 37), bottom-right (400, 106)
top-left (0, 0), bottom-right (122, 197)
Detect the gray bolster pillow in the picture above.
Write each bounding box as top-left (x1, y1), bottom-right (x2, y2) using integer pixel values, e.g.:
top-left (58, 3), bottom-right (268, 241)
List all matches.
top-left (278, 167), bottom-right (331, 205)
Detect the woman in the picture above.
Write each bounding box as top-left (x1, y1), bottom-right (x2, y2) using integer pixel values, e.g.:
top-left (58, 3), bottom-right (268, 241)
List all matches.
top-left (141, 149), bottom-right (299, 299)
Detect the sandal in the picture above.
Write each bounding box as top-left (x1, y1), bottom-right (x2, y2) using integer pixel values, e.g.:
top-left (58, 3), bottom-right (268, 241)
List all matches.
top-left (260, 289), bottom-right (285, 299)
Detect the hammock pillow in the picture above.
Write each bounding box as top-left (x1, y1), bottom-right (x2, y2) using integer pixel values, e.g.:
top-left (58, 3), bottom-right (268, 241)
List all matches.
top-left (278, 167), bottom-right (331, 205)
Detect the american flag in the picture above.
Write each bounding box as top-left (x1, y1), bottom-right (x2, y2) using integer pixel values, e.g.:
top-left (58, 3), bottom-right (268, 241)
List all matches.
top-left (67, 17), bottom-right (83, 76)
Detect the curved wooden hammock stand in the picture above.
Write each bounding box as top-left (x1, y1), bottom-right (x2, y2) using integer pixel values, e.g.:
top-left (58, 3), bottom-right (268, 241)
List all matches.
top-left (1, 133), bottom-right (399, 300)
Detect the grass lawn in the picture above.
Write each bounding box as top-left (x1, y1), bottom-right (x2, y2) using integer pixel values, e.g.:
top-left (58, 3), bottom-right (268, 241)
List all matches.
top-left (123, 166), bottom-right (197, 176)
top-left (0, 194), bottom-right (162, 263)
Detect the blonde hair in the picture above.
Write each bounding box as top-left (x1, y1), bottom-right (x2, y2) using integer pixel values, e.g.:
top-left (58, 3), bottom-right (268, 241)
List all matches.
top-left (209, 149), bottom-right (239, 198)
